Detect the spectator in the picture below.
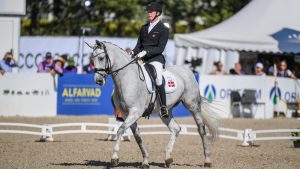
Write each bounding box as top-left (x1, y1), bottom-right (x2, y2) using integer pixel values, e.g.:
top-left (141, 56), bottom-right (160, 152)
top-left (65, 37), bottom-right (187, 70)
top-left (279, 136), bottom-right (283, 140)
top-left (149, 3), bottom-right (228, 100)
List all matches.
top-left (37, 52), bottom-right (55, 73)
top-left (210, 61), bottom-right (227, 75)
top-left (277, 60), bottom-right (296, 79)
top-left (51, 55), bottom-right (67, 76)
top-left (125, 47), bottom-right (133, 58)
top-left (0, 52), bottom-right (18, 74)
top-left (82, 55), bottom-right (94, 74)
top-left (229, 63), bottom-right (244, 75)
top-left (293, 64), bottom-right (300, 79)
top-left (255, 62), bottom-right (266, 76)
top-left (267, 57), bottom-right (280, 75)
top-left (0, 67), bottom-right (4, 75)
top-left (125, 47), bottom-right (132, 55)
top-left (64, 58), bottom-right (77, 74)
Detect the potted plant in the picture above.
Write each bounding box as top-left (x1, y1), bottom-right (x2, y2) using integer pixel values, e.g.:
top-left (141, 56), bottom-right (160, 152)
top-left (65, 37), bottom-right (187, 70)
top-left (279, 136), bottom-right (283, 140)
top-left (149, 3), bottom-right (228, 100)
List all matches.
top-left (291, 129), bottom-right (300, 148)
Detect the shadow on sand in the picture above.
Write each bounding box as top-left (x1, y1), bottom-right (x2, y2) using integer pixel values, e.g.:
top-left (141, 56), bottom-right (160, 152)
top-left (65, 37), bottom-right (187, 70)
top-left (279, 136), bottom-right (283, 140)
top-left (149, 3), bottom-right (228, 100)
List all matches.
top-left (51, 160), bottom-right (167, 168)
top-left (51, 160), bottom-right (203, 168)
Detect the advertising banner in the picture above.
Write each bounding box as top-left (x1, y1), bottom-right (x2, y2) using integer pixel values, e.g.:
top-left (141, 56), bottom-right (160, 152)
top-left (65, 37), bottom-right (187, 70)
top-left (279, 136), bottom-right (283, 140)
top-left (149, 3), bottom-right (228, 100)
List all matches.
top-left (57, 74), bottom-right (114, 115)
top-left (199, 75), bottom-right (300, 119)
top-left (19, 36), bottom-right (175, 73)
top-left (56, 74), bottom-right (192, 117)
top-left (0, 73), bottom-right (56, 116)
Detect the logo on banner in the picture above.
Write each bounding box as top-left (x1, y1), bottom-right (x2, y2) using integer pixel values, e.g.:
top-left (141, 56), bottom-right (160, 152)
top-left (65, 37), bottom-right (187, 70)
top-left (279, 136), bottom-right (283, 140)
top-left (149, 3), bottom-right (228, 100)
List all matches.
top-left (2, 89), bottom-right (50, 96)
top-left (57, 74), bottom-right (115, 115)
top-left (204, 84), bottom-right (216, 102)
top-left (61, 86), bottom-right (101, 105)
top-left (269, 86), bottom-right (281, 105)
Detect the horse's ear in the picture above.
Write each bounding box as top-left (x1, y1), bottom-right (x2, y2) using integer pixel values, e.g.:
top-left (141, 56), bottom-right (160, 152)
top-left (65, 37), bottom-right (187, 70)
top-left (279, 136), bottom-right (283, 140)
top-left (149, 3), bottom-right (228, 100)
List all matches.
top-left (85, 41), bottom-right (93, 49)
top-left (96, 40), bottom-right (102, 47)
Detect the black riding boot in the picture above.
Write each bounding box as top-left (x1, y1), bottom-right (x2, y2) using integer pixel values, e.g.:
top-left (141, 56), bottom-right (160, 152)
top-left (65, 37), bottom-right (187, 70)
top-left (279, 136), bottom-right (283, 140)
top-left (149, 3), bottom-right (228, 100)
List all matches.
top-left (157, 83), bottom-right (169, 118)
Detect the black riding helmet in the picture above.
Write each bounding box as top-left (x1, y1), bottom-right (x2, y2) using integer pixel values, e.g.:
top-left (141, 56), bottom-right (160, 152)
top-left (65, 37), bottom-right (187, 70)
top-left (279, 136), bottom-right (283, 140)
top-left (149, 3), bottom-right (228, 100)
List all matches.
top-left (146, 2), bottom-right (162, 15)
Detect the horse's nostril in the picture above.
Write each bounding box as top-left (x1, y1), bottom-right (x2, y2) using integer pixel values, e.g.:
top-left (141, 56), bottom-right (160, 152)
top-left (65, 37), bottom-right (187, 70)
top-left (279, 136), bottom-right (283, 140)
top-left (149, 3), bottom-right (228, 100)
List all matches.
top-left (97, 79), bottom-right (105, 85)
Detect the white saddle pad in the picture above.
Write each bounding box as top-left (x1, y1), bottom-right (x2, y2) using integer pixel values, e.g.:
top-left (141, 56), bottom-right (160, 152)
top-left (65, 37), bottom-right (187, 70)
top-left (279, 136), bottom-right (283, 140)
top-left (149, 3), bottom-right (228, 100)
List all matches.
top-left (140, 63), bottom-right (177, 94)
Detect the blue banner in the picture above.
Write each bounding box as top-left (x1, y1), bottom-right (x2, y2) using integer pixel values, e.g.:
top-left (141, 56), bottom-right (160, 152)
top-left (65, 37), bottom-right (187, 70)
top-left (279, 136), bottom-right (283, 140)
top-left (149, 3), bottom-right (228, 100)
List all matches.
top-left (56, 74), bottom-right (195, 117)
top-left (57, 74), bottom-right (114, 115)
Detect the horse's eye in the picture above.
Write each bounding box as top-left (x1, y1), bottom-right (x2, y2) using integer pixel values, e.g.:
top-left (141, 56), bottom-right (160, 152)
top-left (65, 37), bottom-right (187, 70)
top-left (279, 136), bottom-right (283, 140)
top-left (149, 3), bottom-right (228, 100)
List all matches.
top-left (98, 57), bottom-right (104, 61)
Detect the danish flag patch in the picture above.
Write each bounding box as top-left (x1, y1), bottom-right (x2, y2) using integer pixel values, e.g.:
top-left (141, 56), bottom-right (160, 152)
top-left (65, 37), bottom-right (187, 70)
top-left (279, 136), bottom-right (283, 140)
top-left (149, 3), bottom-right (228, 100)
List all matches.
top-left (168, 80), bottom-right (175, 87)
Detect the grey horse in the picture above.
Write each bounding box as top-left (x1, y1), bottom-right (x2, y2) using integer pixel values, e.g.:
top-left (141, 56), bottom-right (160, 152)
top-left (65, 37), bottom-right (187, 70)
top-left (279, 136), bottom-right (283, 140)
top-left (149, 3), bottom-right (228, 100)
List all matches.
top-left (87, 40), bottom-right (218, 168)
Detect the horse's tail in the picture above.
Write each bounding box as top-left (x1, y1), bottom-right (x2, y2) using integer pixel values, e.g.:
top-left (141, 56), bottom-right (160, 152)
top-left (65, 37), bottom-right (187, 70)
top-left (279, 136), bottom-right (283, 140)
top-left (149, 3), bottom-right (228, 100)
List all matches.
top-left (199, 96), bottom-right (219, 140)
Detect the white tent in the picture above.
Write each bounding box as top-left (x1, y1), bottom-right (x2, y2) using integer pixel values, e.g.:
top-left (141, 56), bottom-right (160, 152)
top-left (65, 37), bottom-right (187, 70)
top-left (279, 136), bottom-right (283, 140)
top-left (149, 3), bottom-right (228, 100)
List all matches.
top-left (174, 0), bottom-right (300, 74)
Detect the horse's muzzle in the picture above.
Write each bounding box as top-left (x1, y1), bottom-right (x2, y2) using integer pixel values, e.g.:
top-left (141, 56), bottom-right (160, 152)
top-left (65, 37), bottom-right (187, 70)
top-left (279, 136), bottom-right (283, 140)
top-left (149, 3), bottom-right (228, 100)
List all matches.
top-left (94, 74), bottom-right (106, 86)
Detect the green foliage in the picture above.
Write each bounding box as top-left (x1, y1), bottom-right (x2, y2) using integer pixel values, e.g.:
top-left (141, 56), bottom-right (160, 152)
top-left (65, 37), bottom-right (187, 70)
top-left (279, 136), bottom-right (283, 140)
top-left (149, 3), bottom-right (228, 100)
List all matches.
top-left (291, 130), bottom-right (300, 138)
top-left (21, 0), bottom-right (250, 37)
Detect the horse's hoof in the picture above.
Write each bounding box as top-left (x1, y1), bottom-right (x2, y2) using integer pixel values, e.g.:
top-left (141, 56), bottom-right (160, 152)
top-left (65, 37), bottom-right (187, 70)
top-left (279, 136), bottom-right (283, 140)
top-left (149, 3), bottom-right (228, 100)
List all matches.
top-left (165, 158), bottom-right (173, 168)
top-left (204, 162), bottom-right (212, 168)
top-left (111, 158), bottom-right (119, 167)
top-left (141, 163), bottom-right (150, 169)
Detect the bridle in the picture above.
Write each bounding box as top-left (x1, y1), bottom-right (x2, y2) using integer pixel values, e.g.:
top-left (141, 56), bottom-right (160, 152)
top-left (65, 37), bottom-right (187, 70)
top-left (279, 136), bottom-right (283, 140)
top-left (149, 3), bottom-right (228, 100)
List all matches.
top-left (92, 42), bottom-right (137, 77)
top-left (93, 43), bottom-right (112, 76)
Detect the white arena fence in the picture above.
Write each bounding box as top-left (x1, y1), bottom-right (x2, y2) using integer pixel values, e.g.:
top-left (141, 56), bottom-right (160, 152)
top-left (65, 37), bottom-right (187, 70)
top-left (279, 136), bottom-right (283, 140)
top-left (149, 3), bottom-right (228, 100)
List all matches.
top-left (0, 122), bottom-right (300, 146)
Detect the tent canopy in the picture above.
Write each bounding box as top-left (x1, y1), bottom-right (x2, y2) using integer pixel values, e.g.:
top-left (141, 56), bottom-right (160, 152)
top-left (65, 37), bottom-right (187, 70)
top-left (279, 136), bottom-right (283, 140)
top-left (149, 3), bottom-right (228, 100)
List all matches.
top-left (174, 0), bottom-right (300, 54)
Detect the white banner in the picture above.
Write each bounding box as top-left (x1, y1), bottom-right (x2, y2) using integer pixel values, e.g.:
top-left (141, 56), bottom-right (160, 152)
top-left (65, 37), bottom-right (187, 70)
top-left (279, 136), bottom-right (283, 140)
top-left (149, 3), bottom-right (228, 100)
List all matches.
top-left (19, 36), bottom-right (175, 73)
top-left (199, 75), bottom-right (300, 119)
top-left (0, 73), bottom-right (56, 116)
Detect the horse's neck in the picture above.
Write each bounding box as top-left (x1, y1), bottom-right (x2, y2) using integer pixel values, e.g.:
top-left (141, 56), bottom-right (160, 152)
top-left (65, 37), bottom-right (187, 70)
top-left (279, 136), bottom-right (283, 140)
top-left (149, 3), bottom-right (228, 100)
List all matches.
top-left (106, 44), bottom-right (131, 73)
top-left (106, 44), bottom-right (138, 87)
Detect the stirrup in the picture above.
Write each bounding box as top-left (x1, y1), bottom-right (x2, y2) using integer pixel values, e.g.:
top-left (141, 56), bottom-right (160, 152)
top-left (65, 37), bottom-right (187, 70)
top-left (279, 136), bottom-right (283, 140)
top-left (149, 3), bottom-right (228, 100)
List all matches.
top-left (160, 106), bottom-right (169, 118)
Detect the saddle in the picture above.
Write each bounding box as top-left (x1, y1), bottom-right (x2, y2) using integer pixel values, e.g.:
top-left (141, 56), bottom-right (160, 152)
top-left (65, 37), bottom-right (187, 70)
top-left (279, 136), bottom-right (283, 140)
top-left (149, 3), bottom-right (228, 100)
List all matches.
top-left (139, 62), bottom-right (177, 118)
top-left (140, 63), bottom-right (177, 94)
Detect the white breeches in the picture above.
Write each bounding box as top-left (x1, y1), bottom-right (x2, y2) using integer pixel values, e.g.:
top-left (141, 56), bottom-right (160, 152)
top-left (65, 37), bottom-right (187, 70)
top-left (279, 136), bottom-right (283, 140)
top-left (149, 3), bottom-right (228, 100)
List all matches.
top-left (149, 61), bottom-right (163, 86)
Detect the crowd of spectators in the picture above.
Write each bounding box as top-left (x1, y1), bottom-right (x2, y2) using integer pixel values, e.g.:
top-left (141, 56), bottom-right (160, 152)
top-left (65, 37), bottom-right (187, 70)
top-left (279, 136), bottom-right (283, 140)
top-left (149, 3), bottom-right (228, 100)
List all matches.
top-left (0, 51), bottom-right (95, 76)
top-left (36, 52), bottom-right (95, 76)
top-left (37, 52), bottom-right (75, 76)
top-left (0, 50), bottom-right (299, 80)
top-left (212, 59), bottom-right (297, 79)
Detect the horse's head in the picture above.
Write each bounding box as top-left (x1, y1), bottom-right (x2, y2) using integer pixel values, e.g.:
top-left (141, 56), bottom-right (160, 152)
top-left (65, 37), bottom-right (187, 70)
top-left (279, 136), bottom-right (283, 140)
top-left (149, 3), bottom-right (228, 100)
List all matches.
top-left (87, 40), bottom-right (111, 85)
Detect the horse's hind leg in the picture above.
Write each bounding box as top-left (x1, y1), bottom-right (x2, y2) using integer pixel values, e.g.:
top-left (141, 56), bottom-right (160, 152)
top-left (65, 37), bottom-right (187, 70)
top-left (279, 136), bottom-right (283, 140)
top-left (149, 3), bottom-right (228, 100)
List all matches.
top-left (183, 98), bottom-right (211, 167)
top-left (160, 110), bottom-right (181, 168)
top-left (193, 110), bottom-right (211, 167)
top-left (130, 122), bottom-right (149, 169)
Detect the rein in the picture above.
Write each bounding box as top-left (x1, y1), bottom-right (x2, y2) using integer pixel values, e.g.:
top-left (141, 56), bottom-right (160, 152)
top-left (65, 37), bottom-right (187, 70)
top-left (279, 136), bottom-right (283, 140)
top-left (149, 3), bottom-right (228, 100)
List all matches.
top-left (93, 42), bottom-right (140, 77)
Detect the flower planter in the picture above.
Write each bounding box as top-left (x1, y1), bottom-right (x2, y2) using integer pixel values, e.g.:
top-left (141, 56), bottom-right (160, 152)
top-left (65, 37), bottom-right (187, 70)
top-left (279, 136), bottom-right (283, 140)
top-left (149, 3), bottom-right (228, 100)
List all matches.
top-left (293, 140), bottom-right (300, 148)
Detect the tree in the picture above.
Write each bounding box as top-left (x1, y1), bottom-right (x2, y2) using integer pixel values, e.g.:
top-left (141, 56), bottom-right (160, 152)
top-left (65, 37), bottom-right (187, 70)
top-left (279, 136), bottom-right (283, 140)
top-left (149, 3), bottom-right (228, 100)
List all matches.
top-left (21, 0), bottom-right (250, 37)
top-left (164, 0), bottom-right (250, 34)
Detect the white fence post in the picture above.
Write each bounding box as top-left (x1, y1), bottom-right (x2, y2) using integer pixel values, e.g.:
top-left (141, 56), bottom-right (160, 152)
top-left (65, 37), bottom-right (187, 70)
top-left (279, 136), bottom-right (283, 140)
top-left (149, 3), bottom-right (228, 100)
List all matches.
top-left (180, 126), bottom-right (188, 134)
top-left (81, 124), bottom-right (86, 131)
top-left (40, 125), bottom-right (54, 142)
top-left (242, 128), bottom-right (253, 146)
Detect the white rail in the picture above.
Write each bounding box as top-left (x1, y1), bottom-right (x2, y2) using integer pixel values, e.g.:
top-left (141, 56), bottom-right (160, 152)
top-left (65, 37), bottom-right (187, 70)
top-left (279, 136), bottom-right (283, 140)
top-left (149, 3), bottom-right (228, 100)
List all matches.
top-left (0, 122), bottom-right (300, 146)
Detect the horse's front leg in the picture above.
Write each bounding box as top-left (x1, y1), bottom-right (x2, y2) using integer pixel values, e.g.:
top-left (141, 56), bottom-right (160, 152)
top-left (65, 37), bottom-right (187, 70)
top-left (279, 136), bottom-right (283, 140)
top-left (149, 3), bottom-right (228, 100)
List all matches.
top-left (111, 109), bottom-right (142, 167)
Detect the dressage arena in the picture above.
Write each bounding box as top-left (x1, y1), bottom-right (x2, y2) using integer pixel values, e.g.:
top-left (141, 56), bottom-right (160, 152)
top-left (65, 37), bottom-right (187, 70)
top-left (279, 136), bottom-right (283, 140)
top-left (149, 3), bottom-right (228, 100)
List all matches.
top-left (0, 116), bottom-right (299, 169)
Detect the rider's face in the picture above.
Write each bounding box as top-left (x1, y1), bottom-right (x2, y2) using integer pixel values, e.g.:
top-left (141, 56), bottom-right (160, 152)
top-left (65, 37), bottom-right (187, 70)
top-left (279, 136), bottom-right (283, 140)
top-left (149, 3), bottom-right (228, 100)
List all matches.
top-left (147, 10), bottom-right (158, 22)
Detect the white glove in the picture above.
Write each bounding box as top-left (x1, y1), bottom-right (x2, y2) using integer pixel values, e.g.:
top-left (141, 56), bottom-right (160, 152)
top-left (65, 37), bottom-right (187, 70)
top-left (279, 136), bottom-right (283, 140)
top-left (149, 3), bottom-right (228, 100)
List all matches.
top-left (137, 50), bottom-right (147, 59)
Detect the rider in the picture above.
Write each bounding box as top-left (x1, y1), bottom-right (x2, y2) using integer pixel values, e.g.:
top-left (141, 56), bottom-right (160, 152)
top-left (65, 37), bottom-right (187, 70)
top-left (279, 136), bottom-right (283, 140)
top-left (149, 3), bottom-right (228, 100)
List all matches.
top-left (132, 1), bottom-right (169, 118)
